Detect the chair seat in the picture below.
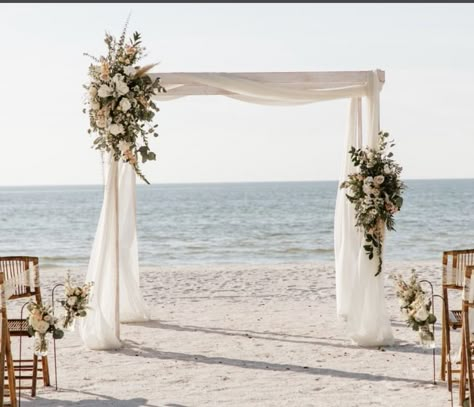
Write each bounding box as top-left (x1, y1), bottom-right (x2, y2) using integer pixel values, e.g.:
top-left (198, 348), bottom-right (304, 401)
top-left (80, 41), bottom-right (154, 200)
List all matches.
top-left (7, 319), bottom-right (29, 336)
top-left (449, 310), bottom-right (463, 329)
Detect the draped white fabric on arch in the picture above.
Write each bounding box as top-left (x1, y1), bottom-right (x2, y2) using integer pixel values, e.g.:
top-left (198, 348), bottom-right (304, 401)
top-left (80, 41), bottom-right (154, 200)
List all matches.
top-left (80, 154), bottom-right (150, 350)
top-left (81, 69), bottom-right (393, 350)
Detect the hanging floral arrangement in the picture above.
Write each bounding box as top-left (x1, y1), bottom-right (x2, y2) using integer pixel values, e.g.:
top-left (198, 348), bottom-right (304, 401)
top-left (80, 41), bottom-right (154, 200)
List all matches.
top-left (340, 131), bottom-right (405, 276)
top-left (83, 18), bottom-right (166, 184)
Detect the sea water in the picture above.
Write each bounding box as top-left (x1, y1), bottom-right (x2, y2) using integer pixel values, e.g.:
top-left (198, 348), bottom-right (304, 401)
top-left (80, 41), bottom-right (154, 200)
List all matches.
top-left (0, 179), bottom-right (472, 268)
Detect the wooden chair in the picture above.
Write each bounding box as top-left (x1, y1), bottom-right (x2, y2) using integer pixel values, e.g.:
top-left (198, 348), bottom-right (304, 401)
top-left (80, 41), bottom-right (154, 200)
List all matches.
top-left (459, 265), bottom-right (474, 406)
top-left (0, 257), bottom-right (50, 397)
top-left (0, 272), bottom-right (17, 407)
top-left (441, 249), bottom-right (474, 391)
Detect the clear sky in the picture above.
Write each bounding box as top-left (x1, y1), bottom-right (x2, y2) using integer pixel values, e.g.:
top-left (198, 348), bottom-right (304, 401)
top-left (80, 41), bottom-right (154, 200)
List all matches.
top-left (1, 3), bottom-right (473, 186)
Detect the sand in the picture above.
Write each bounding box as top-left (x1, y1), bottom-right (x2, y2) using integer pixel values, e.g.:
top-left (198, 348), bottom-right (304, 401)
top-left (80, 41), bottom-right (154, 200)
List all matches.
top-left (12, 261), bottom-right (455, 407)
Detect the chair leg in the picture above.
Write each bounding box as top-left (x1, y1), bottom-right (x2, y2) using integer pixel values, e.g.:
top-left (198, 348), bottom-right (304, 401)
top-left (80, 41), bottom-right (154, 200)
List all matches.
top-left (442, 298), bottom-right (447, 382)
top-left (31, 355), bottom-right (38, 398)
top-left (460, 334), bottom-right (467, 406)
top-left (5, 330), bottom-right (17, 407)
top-left (41, 355), bottom-right (50, 387)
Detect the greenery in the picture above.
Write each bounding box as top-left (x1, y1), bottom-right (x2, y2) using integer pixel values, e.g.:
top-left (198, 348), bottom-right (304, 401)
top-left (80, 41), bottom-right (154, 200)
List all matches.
top-left (340, 131), bottom-right (405, 276)
top-left (83, 17), bottom-right (166, 184)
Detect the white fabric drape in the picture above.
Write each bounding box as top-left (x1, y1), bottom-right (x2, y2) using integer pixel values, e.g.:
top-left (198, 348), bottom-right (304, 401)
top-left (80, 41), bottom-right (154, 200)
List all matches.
top-left (80, 154), bottom-right (150, 350)
top-left (153, 73), bottom-right (369, 105)
top-left (341, 73), bottom-right (394, 346)
top-left (334, 98), bottom-right (363, 319)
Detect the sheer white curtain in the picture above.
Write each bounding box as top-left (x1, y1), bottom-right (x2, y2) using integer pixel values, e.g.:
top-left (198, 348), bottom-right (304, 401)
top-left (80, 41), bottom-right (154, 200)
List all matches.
top-left (336, 73), bottom-right (394, 346)
top-left (80, 153), bottom-right (150, 350)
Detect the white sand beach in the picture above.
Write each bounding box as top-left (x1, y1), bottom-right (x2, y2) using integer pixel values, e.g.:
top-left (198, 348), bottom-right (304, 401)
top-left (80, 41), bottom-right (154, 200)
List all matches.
top-left (11, 261), bottom-right (454, 407)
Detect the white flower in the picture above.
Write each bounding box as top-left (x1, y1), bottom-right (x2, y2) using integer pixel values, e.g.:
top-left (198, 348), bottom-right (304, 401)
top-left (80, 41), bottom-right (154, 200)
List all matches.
top-left (374, 175), bottom-right (385, 185)
top-left (118, 140), bottom-right (131, 153)
top-left (98, 84), bottom-right (113, 98)
top-left (370, 208), bottom-right (378, 216)
top-left (414, 306), bottom-right (429, 322)
top-left (119, 98), bottom-right (131, 113)
top-left (109, 123), bottom-right (124, 136)
top-left (367, 152), bottom-right (375, 161)
top-left (36, 320), bottom-right (50, 334)
top-left (112, 74), bottom-right (130, 96)
top-left (123, 66), bottom-right (137, 77)
top-left (364, 176), bottom-right (374, 185)
top-left (74, 288), bottom-right (82, 296)
top-left (89, 87), bottom-right (98, 97)
top-left (362, 184), bottom-right (372, 195)
top-left (384, 164), bottom-right (391, 175)
top-left (67, 296), bottom-right (77, 306)
top-left (91, 101), bottom-right (100, 111)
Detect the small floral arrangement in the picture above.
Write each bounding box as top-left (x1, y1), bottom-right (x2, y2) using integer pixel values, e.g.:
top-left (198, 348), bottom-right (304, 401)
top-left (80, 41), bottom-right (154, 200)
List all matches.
top-left (60, 275), bottom-right (94, 330)
top-left (83, 17), bottom-right (166, 184)
top-left (27, 301), bottom-right (64, 356)
top-left (340, 131), bottom-right (405, 276)
top-left (392, 271), bottom-right (437, 344)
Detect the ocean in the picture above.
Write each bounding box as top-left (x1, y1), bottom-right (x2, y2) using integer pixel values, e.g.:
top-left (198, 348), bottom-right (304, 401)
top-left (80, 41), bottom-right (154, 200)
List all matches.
top-left (0, 179), bottom-right (473, 268)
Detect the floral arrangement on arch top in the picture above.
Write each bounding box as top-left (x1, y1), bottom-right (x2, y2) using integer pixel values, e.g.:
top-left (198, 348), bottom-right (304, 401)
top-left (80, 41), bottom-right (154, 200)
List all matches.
top-left (83, 19), bottom-right (166, 184)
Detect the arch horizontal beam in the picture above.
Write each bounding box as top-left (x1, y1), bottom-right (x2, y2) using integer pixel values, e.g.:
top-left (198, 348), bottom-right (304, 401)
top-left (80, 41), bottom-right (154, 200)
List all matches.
top-left (149, 70), bottom-right (385, 97)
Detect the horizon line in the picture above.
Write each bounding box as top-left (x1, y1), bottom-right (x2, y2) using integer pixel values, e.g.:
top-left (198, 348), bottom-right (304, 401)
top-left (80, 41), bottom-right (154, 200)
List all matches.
top-left (0, 176), bottom-right (473, 188)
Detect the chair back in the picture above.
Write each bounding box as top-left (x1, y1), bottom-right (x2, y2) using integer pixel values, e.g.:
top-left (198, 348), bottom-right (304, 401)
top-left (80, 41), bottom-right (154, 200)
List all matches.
top-left (461, 265), bottom-right (474, 406)
top-left (443, 249), bottom-right (474, 288)
top-left (0, 256), bottom-right (42, 303)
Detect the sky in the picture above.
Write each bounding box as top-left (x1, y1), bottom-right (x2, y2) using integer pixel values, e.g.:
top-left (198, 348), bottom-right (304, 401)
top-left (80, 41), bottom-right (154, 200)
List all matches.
top-left (0, 3), bottom-right (473, 186)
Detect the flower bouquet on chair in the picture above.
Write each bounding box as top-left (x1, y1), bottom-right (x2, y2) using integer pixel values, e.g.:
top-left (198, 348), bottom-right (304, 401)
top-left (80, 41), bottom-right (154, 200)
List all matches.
top-left (26, 301), bottom-right (64, 356)
top-left (60, 275), bottom-right (93, 331)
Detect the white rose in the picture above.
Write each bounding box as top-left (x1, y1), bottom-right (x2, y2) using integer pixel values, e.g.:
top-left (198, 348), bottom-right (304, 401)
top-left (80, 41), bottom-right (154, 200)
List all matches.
top-left (414, 306), bottom-right (429, 322)
top-left (118, 140), bottom-right (131, 153)
top-left (384, 164), bottom-right (391, 175)
top-left (98, 84), bottom-right (113, 98)
top-left (123, 66), bottom-right (136, 77)
top-left (374, 175), bottom-right (385, 185)
top-left (112, 74), bottom-right (130, 96)
top-left (36, 320), bottom-right (50, 334)
top-left (367, 152), bottom-right (375, 161)
top-left (119, 98), bottom-right (131, 113)
top-left (364, 176), bottom-right (374, 185)
top-left (116, 81), bottom-right (129, 96)
top-left (109, 124), bottom-right (124, 136)
top-left (112, 73), bottom-right (125, 84)
top-left (89, 87), bottom-right (97, 97)
top-left (67, 296), bottom-right (77, 306)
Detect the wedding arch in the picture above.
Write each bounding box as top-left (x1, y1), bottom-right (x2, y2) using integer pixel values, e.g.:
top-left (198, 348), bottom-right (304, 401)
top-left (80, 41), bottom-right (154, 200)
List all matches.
top-left (81, 69), bottom-right (394, 350)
